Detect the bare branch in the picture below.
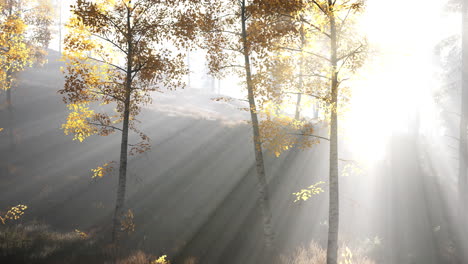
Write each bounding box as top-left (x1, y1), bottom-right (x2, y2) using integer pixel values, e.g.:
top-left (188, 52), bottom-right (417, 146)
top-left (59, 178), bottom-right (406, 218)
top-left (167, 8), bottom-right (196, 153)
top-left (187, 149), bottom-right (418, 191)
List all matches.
top-left (277, 12), bottom-right (331, 38)
top-left (89, 122), bottom-right (123, 132)
top-left (337, 6), bottom-right (353, 33)
top-left (302, 73), bottom-right (331, 80)
top-left (205, 30), bottom-right (242, 36)
top-left (337, 43), bottom-right (365, 62)
top-left (339, 158), bottom-right (357, 163)
top-left (92, 90), bottom-right (125, 102)
top-left (86, 56), bottom-right (127, 72)
top-left (90, 33), bottom-right (127, 55)
top-left (311, 0), bottom-right (328, 16)
top-left (291, 133), bottom-right (330, 141)
top-left (285, 91), bottom-right (329, 102)
top-left (219, 64), bottom-right (244, 70)
top-left (277, 46), bottom-right (330, 62)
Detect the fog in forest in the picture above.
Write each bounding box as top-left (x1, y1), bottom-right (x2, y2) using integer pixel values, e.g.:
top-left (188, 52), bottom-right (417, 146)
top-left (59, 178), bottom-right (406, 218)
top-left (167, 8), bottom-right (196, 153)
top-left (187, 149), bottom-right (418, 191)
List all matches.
top-left (0, 0), bottom-right (467, 264)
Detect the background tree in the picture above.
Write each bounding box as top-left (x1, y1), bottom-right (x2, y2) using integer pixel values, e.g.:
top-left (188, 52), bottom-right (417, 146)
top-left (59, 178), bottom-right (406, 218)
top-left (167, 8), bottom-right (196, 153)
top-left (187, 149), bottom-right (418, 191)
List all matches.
top-left (449, 0), bottom-right (468, 261)
top-left (0, 0), bottom-right (53, 151)
top-left (460, 0), bottom-right (468, 244)
top-left (26, 0), bottom-right (54, 52)
top-left (198, 0), bottom-right (320, 255)
top-left (60, 0), bottom-right (200, 243)
top-left (0, 0), bottom-right (30, 92)
top-left (435, 0), bottom-right (468, 261)
top-left (0, 0), bottom-right (53, 91)
top-left (259, 1), bottom-right (367, 263)
top-left (53, 0), bottom-right (63, 53)
top-left (294, 2), bottom-right (365, 264)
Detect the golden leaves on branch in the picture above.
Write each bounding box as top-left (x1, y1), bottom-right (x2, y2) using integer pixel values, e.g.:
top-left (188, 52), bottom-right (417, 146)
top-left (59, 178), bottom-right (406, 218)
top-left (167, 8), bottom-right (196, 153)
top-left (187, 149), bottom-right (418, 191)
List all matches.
top-left (91, 162), bottom-right (114, 178)
top-left (259, 103), bottom-right (318, 157)
top-left (293, 181), bottom-right (326, 202)
top-left (0, 204), bottom-right (28, 224)
top-left (62, 103), bottom-right (97, 142)
top-left (61, 0), bottom-right (203, 155)
top-left (341, 160), bottom-right (365, 177)
top-left (129, 129), bottom-right (151, 156)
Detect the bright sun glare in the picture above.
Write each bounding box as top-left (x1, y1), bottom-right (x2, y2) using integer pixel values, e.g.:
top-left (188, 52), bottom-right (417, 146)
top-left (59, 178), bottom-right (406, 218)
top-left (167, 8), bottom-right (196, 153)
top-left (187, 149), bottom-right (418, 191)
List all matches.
top-left (344, 0), bottom-right (459, 163)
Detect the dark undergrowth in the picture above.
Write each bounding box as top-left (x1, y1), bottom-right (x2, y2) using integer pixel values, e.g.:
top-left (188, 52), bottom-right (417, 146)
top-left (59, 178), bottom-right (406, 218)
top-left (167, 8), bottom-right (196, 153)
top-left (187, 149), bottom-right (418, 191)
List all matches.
top-left (0, 221), bottom-right (166, 264)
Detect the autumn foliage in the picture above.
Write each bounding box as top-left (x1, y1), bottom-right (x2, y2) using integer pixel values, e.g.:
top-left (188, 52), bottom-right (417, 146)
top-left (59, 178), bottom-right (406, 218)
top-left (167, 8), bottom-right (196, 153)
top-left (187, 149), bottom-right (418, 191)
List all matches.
top-left (0, 0), bottom-right (53, 90)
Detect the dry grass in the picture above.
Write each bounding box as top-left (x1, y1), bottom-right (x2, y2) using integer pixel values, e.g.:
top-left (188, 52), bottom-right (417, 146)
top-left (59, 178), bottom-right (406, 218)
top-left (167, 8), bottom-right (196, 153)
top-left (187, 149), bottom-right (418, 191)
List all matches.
top-left (0, 222), bottom-right (173, 264)
top-left (279, 242), bottom-right (375, 264)
top-left (0, 221), bottom-right (86, 258)
top-left (0, 221), bottom-right (106, 263)
top-left (116, 251), bottom-right (152, 264)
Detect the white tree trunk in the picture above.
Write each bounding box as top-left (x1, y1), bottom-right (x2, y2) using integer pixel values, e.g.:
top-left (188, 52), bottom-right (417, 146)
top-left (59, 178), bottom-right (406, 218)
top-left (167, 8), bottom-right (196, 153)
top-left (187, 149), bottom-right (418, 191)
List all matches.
top-left (326, 2), bottom-right (340, 263)
top-left (240, 0), bottom-right (275, 254)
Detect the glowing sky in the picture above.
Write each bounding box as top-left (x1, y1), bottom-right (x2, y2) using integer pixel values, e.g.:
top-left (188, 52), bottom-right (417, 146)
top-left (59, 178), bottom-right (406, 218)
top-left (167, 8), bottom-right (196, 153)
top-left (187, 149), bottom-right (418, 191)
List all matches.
top-left (345, 0), bottom-right (459, 162)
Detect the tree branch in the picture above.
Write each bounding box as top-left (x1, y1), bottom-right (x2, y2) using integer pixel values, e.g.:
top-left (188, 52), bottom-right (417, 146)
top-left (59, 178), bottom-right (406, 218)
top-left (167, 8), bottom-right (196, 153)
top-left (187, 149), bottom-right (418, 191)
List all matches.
top-left (89, 122), bottom-right (123, 132)
top-left (302, 73), bottom-right (331, 80)
top-left (339, 158), bottom-right (357, 163)
top-left (277, 46), bottom-right (330, 62)
top-left (86, 56), bottom-right (127, 73)
top-left (90, 33), bottom-right (127, 55)
top-left (337, 43), bottom-right (365, 62)
top-left (312, 0), bottom-right (328, 15)
top-left (205, 30), bottom-right (242, 36)
top-left (219, 64), bottom-right (244, 70)
top-left (291, 133), bottom-right (330, 141)
top-left (337, 5), bottom-right (353, 33)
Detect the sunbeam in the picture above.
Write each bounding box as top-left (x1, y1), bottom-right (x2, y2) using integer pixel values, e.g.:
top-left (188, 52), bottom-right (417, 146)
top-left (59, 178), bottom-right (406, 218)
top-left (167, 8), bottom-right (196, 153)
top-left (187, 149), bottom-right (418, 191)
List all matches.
top-left (1, 1), bottom-right (467, 264)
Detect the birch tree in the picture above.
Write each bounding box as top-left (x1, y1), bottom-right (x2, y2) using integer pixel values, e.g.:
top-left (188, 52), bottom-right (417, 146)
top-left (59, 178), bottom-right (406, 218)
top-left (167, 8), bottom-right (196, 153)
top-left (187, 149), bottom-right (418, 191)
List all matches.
top-left (293, 2), bottom-right (365, 263)
top-left (460, 0), bottom-right (468, 233)
top-left (457, 0), bottom-right (468, 261)
top-left (435, 0), bottom-right (468, 261)
top-left (258, 1), bottom-right (367, 263)
top-left (198, 0), bottom-right (283, 253)
top-left (197, 1), bottom-right (321, 256)
top-left (60, 0), bottom-right (200, 243)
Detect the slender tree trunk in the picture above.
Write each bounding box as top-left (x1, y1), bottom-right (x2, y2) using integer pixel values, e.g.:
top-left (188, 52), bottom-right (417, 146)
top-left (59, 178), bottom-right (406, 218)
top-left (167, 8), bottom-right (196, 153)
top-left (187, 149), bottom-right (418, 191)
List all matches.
top-left (5, 71), bottom-right (14, 151)
top-left (58, 0), bottom-right (62, 54)
top-left (111, 4), bottom-right (132, 244)
top-left (6, 74), bottom-right (12, 113)
top-left (458, 0), bottom-right (468, 262)
top-left (240, 0), bottom-right (275, 253)
top-left (5, 5), bottom-right (14, 153)
top-left (111, 72), bottom-right (131, 245)
top-left (295, 23), bottom-right (305, 120)
top-left (326, 2), bottom-right (339, 264)
top-left (295, 93), bottom-right (302, 120)
top-left (187, 48), bottom-right (191, 89)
